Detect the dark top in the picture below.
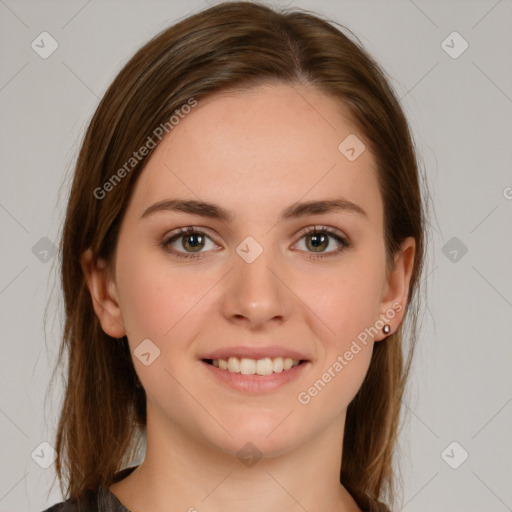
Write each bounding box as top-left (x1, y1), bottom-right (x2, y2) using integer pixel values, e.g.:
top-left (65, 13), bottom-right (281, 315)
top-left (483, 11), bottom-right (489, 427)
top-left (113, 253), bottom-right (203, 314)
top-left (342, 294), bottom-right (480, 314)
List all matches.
top-left (42, 465), bottom-right (391, 512)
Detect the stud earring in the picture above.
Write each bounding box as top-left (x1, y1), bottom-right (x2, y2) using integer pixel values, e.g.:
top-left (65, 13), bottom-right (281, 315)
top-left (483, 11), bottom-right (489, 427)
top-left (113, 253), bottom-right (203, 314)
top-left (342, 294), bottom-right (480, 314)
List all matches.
top-left (382, 324), bottom-right (391, 335)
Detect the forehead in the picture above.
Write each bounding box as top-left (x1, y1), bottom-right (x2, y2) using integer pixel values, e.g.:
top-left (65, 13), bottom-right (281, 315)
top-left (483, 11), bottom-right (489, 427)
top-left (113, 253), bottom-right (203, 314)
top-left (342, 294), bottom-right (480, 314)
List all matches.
top-left (125, 83), bottom-right (382, 226)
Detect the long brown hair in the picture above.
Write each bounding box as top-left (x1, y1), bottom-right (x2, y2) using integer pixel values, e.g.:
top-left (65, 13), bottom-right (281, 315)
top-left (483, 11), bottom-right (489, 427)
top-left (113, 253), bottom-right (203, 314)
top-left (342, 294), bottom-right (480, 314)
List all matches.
top-left (48, 1), bottom-right (428, 509)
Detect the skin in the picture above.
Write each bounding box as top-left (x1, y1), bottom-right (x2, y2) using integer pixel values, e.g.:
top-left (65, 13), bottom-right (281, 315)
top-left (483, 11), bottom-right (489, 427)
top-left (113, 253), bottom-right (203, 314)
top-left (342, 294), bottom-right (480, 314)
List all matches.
top-left (81, 83), bottom-right (415, 512)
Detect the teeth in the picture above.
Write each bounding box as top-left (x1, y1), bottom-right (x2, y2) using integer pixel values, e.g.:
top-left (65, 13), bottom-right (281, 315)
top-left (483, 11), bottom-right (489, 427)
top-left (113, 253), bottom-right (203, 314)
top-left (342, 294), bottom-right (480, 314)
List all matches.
top-left (227, 357), bottom-right (240, 373)
top-left (240, 358), bottom-right (257, 375)
top-left (211, 356), bottom-right (301, 375)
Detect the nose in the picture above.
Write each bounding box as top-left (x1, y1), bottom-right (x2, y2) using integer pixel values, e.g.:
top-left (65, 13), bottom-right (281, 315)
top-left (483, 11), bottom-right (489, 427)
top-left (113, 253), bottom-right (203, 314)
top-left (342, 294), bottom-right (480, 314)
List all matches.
top-left (221, 244), bottom-right (291, 329)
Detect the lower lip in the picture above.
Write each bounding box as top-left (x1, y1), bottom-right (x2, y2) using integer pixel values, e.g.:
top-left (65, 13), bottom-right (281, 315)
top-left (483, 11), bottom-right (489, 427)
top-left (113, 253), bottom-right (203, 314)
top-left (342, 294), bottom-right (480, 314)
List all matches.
top-left (200, 360), bottom-right (310, 393)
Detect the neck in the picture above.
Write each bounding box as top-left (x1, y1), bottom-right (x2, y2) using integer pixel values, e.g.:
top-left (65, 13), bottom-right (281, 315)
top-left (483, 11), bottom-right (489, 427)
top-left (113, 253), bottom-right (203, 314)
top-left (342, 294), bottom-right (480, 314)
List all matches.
top-left (110, 402), bottom-right (362, 512)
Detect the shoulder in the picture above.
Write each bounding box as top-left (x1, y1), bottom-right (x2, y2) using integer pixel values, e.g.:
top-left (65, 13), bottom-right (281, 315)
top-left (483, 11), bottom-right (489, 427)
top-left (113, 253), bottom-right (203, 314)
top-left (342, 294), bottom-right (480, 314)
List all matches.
top-left (41, 502), bottom-right (89, 512)
top-left (41, 485), bottom-right (130, 512)
top-left (40, 489), bottom-right (98, 512)
top-left (40, 466), bottom-right (137, 512)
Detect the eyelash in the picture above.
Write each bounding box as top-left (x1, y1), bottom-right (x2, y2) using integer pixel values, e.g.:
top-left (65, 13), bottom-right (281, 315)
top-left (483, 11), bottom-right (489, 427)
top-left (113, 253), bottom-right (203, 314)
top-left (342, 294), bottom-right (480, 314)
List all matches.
top-left (160, 225), bottom-right (352, 261)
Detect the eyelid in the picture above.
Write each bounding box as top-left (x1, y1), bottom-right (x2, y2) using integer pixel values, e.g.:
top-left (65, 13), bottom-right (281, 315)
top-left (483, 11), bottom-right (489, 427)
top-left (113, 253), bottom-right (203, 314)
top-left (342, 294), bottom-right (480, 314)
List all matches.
top-left (163, 225), bottom-right (221, 244)
top-left (294, 224), bottom-right (348, 240)
top-left (161, 224), bottom-right (351, 261)
top-left (162, 224), bottom-right (349, 246)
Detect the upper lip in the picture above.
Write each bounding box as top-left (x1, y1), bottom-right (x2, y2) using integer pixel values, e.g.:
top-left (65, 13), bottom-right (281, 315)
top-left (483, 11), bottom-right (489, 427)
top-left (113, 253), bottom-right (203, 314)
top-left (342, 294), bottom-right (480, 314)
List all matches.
top-left (201, 345), bottom-right (310, 361)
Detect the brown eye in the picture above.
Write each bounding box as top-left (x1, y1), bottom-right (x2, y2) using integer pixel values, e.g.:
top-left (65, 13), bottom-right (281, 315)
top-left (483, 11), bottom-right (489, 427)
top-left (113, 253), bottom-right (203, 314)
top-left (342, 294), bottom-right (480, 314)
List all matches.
top-left (161, 227), bottom-right (218, 259)
top-left (294, 226), bottom-right (351, 260)
top-left (180, 232), bottom-right (205, 252)
top-left (305, 232), bottom-right (330, 252)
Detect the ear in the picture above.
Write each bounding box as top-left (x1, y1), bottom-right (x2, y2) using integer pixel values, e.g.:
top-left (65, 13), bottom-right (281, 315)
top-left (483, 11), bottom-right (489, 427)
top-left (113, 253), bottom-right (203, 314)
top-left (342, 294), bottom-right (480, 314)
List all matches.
top-left (374, 237), bottom-right (416, 342)
top-left (80, 248), bottom-right (126, 338)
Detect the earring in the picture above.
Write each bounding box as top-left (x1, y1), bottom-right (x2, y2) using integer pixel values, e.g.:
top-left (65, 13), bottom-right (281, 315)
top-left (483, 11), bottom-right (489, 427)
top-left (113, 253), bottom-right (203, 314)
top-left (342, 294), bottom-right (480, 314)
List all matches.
top-left (382, 324), bottom-right (391, 335)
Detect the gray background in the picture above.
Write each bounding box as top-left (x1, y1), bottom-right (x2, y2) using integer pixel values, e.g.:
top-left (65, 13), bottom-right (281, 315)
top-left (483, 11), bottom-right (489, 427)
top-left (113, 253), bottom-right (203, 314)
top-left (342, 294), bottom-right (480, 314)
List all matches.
top-left (1, 0), bottom-right (511, 511)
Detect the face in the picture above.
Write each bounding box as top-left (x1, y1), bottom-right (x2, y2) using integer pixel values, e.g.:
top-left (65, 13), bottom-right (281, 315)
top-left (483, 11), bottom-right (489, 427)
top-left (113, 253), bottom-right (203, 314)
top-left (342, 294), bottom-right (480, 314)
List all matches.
top-left (83, 83), bottom-right (414, 459)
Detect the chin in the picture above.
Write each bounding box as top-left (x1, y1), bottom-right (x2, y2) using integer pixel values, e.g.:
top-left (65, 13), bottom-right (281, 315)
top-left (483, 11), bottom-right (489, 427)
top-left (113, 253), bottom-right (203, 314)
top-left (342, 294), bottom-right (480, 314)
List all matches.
top-left (206, 414), bottom-right (305, 460)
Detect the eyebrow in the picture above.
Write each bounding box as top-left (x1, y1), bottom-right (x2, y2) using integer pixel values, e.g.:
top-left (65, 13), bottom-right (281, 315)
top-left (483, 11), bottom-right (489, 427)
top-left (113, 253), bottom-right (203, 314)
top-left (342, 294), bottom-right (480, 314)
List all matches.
top-left (140, 197), bottom-right (368, 222)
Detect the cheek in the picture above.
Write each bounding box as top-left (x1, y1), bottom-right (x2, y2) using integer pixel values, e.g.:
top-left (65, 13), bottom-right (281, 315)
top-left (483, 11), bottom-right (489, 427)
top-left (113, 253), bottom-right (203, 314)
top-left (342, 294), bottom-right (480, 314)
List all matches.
top-left (116, 247), bottom-right (210, 342)
top-left (295, 249), bottom-right (385, 348)
top-left (295, 289), bottom-right (375, 430)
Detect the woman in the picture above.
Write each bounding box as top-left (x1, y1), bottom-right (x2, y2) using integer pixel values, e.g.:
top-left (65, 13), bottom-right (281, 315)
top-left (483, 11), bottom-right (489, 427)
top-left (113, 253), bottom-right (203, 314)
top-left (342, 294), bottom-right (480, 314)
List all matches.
top-left (44, 2), bottom-right (427, 511)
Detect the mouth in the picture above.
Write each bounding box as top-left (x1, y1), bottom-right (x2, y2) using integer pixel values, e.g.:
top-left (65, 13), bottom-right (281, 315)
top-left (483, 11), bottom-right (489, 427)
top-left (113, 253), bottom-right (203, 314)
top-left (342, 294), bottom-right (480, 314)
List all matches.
top-left (201, 357), bottom-right (308, 375)
top-left (200, 356), bottom-right (310, 394)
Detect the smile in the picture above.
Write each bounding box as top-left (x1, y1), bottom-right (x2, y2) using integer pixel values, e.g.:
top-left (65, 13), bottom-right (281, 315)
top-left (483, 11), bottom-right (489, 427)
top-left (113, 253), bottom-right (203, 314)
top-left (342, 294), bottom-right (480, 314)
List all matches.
top-left (201, 357), bottom-right (309, 394)
top-left (204, 356), bottom-right (302, 375)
